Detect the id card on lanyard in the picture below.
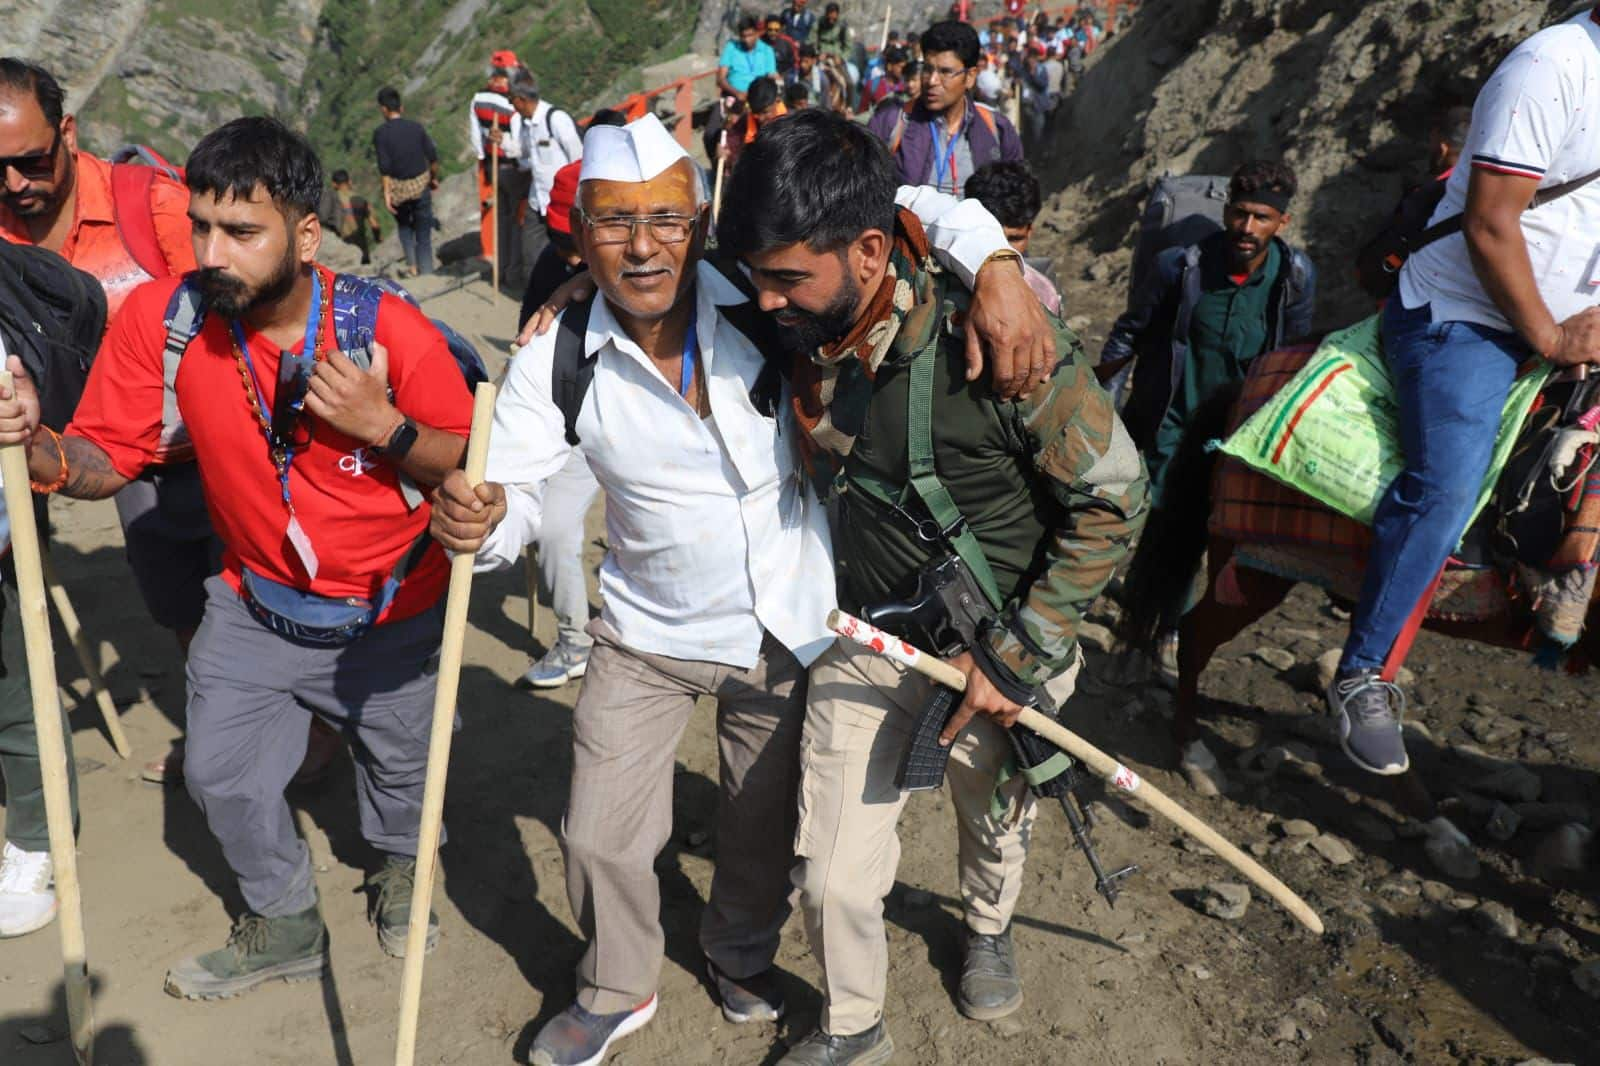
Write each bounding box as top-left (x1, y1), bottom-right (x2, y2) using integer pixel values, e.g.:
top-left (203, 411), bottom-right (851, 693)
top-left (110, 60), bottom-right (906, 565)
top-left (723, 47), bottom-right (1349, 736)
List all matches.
top-left (930, 120), bottom-right (962, 193)
top-left (231, 269), bottom-right (326, 579)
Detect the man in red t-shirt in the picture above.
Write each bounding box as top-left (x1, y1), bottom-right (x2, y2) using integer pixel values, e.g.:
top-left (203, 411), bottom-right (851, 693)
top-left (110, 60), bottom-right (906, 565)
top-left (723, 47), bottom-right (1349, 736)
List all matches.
top-left (0, 116), bottom-right (473, 999)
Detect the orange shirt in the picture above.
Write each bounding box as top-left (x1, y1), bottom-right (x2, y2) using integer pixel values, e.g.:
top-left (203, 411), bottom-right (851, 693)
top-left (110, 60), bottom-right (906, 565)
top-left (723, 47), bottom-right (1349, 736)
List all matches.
top-left (0, 151), bottom-right (196, 322)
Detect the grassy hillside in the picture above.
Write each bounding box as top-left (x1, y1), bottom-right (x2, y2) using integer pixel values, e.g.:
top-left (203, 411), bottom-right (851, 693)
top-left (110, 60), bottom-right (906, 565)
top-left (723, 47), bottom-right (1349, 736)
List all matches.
top-left (304, 0), bottom-right (701, 185)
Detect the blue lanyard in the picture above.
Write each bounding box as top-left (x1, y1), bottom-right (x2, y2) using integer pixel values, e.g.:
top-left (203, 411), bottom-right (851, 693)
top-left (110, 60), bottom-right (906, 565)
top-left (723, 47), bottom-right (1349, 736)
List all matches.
top-left (679, 310), bottom-right (698, 399)
top-left (231, 269), bottom-right (323, 508)
top-left (930, 116), bottom-right (961, 191)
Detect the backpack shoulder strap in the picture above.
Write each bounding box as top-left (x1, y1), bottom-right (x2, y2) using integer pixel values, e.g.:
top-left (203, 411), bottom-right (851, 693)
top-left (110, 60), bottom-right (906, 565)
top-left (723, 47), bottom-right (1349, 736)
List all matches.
top-left (1412, 164), bottom-right (1600, 255)
top-left (889, 103), bottom-right (912, 155)
top-left (327, 273), bottom-right (428, 510)
top-left (110, 164), bottom-right (171, 280)
top-left (162, 280), bottom-right (205, 433)
top-left (974, 102), bottom-right (999, 138)
top-left (552, 298), bottom-right (599, 447)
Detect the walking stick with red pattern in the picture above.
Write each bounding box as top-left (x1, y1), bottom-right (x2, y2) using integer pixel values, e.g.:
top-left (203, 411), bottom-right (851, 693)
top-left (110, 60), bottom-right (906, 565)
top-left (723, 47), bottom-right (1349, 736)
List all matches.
top-left (827, 608), bottom-right (1325, 935)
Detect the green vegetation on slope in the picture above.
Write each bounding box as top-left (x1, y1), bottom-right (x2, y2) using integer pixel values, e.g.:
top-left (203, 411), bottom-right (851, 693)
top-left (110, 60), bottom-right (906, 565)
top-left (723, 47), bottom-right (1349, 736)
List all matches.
top-left (304, 0), bottom-right (700, 185)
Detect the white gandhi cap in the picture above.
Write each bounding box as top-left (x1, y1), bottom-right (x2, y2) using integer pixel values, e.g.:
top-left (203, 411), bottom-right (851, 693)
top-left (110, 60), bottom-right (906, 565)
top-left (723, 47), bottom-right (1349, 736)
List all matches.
top-left (579, 113), bottom-right (690, 184)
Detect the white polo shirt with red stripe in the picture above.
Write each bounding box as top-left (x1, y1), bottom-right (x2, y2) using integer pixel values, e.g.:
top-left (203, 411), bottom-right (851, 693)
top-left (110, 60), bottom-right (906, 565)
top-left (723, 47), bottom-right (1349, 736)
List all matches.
top-left (1401, 7), bottom-right (1600, 332)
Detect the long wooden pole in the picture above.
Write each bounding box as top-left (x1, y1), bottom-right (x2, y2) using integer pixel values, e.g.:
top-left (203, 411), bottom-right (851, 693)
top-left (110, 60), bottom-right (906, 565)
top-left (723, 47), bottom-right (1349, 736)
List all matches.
top-left (879, 3), bottom-right (892, 51)
top-left (827, 609), bottom-right (1325, 935)
top-left (394, 381), bottom-right (498, 1066)
top-left (0, 371), bottom-right (94, 1063)
top-left (490, 152), bottom-right (501, 295)
top-left (712, 132), bottom-right (728, 222)
top-left (41, 552), bottom-right (130, 759)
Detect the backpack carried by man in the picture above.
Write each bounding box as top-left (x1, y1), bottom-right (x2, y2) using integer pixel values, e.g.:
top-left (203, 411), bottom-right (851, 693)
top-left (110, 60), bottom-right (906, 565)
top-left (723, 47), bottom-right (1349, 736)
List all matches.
top-left (158, 273), bottom-right (489, 507)
top-left (108, 144), bottom-right (187, 281)
top-left (0, 242), bottom-right (106, 431)
top-left (1126, 173), bottom-right (1227, 307)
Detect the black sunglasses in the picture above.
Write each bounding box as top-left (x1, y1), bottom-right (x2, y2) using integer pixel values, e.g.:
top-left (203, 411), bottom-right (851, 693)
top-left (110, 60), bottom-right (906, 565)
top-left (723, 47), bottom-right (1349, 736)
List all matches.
top-left (0, 128), bottom-right (62, 182)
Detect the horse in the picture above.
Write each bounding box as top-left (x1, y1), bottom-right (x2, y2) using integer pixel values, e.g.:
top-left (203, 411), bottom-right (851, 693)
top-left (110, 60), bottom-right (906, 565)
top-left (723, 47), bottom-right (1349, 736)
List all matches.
top-left (1115, 346), bottom-right (1600, 856)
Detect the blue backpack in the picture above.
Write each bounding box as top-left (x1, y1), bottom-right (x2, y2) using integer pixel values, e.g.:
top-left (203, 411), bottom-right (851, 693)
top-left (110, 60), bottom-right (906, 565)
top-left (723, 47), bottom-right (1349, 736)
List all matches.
top-left (159, 271), bottom-right (488, 509)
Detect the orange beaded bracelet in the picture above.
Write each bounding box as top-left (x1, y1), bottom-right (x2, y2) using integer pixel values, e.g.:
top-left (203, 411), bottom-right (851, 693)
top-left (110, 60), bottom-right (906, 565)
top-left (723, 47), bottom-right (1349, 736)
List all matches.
top-left (29, 425), bottom-right (69, 495)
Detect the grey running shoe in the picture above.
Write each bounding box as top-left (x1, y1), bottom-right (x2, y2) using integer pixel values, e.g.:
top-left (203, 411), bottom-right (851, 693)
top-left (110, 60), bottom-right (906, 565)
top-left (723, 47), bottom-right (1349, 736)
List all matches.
top-left (164, 906), bottom-right (327, 999)
top-left (519, 642), bottom-right (590, 689)
top-left (706, 959), bottom-right (784, 1023)
top-left (777, 1022), bottom-right (894, 1066)
top-left (528, 995), bottom-right (657, 1066)
top-left (958, 926), bottom-right (1022, 1020)
top-left (1328, 667), bottom-right (1410, 775)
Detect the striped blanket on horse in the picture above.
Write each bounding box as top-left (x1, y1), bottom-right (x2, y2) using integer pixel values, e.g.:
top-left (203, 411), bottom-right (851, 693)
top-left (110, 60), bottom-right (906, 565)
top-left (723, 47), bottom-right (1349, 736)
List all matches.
top-left (1208, 343), bottom-right (1511, 621)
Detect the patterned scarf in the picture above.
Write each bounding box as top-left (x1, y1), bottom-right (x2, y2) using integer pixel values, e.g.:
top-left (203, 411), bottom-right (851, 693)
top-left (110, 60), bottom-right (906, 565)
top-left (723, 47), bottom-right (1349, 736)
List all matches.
top-left (791, 209), bottom-right (952, 461)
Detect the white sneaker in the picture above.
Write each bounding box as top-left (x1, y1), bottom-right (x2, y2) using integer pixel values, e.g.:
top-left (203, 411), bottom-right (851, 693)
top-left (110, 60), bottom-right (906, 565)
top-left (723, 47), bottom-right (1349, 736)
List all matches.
top-left (0, 841), bottom-right (56, 937)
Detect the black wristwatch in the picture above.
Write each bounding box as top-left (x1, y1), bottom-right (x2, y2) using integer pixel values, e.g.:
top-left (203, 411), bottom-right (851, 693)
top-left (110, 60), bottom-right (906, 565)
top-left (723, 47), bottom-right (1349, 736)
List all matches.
top-left (378, 416), bottom-right (419, 461)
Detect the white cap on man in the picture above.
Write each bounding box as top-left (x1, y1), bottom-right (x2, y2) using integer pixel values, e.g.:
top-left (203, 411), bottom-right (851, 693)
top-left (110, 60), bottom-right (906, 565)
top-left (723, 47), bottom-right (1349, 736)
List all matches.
top-left (579, 113), bottom-right (689, 184)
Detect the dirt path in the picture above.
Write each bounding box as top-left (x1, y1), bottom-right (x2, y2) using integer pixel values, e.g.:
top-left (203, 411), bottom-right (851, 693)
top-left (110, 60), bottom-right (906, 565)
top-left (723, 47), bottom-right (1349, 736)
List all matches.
top-left (2, 249), bottom-right (1597, 1066)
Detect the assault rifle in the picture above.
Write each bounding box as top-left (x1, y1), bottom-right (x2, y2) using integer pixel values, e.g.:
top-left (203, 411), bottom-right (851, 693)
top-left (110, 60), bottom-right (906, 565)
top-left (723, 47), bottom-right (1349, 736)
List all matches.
top-left (861, 554), bottom-right (1137, 907)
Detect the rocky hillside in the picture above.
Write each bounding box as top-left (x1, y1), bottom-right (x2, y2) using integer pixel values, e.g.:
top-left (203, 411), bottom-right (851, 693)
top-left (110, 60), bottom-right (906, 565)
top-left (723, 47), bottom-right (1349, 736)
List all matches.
top-left (1041, 0), bottom-right (1592, 337)
top-left (11, 0), bottom-right (700, 184)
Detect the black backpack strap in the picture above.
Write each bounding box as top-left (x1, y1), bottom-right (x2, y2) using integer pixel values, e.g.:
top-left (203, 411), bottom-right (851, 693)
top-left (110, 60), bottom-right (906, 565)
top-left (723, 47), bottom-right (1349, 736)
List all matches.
top-left (552, 298), bottom-right (598, 446)
top-left (1412, 164), bottom-right (1600, 255)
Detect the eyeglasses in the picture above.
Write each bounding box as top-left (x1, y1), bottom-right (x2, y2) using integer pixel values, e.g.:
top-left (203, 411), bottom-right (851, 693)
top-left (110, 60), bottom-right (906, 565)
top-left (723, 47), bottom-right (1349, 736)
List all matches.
top-left (0, 128), bottom-right (62, 182)
top-left (578, 211), bottom-right (696, 246)
top-left (925, 64), bottom-right (973, 83)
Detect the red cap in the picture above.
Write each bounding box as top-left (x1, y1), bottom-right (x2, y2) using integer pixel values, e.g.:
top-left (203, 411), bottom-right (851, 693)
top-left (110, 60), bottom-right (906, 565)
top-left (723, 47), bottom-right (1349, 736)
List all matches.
top-left (490, 49), bottom-right (519, 70)
top-left (545, 161), bottom-right (582, 236)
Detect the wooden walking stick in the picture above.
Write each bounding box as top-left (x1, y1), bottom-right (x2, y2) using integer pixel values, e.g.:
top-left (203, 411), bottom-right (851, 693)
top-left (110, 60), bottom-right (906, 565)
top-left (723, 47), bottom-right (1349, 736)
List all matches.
top-left (827, 609), bottom-right (1326, 935)
top-left (712, 130), bottom-right (728, 222)
top-left (41, 552), bottom-right (131, 759)
top-left (394, 380), bottom-right (498, 1066)
top-left (490, 151), bottom-right (501, 295)
top-left (879, 3), bottom-right (892, 52)
top-left (0, 370), bottom-right (95, 1064)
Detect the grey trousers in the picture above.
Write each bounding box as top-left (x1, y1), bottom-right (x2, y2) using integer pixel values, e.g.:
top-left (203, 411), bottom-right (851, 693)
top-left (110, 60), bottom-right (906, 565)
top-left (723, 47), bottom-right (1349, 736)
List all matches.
top-left (112, 463), bottom-right (220, 634)
top-left (563, 621), bottom-right (806, 1013)
top-left (534, 449), bottom-right (599, 650)
top-left (183, 575), bottom-right (442, 917)
top-left (0, 581), bottom-right (76, 852)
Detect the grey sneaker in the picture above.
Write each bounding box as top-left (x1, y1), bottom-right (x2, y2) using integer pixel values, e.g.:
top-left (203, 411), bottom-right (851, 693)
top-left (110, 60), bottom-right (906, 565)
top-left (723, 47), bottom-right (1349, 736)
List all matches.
top-left (958, 926), bottom-right (1022, 1020)
top-left (519, 642), bottom-right (590, 689)
top-left (164, 906), bottom-right (327, 999)
top-left (1328, 667), bottom-right (1409, 775)
top-left (777, 1022), bottom-right (894, 1066)
top-left (368, 855), bottom-right (439, 957)
top-left (529, 995), bottom-right (657, 1066)
top-left (706, 959), bottom-right (784, 1023)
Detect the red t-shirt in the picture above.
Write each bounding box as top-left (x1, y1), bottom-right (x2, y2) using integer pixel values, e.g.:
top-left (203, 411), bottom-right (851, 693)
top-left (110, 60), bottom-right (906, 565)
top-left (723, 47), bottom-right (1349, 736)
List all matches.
top-left (68, 266), bottom-right (473, 623)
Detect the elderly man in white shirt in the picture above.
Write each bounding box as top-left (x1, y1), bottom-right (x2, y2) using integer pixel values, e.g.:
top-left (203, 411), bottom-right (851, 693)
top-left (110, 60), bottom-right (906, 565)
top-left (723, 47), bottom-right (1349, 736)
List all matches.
top-left (431, 114), bottom-right (1045, 1066)
top-left (507, 73), bottom-right (585, 219)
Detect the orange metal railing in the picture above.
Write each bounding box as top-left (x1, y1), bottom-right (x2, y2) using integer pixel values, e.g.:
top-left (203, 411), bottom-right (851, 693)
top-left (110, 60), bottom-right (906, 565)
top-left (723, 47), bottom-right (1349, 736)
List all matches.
top-left (581, 70), bottom-right (719, 149)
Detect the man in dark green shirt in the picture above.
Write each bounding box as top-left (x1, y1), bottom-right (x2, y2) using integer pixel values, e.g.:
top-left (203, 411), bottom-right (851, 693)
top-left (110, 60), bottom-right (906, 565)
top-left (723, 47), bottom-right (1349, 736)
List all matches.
top-left (1100, 161), bottom-right (1316, 504)
top-left (721, 110), bottom-right (1147, 1066)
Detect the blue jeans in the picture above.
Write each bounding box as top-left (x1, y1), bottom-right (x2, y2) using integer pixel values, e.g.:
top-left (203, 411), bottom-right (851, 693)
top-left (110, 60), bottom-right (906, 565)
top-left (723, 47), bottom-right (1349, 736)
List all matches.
top-left (1341, 298), bottom-right (1524, 671)
top-left (395, 189), bottom-right (434, 275)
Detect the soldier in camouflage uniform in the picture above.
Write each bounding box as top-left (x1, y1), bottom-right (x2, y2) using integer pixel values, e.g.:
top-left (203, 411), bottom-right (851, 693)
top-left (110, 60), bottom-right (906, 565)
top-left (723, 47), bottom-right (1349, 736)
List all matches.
top-left (719, 110), bottom-right (1148, 1066)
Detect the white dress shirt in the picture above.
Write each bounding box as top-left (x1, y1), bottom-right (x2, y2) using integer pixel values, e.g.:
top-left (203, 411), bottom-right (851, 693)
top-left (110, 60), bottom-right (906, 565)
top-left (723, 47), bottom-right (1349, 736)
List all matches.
top-left (479, 261), bottom-right (837, 669)
top-left (515, 99), bottom-right (584, 214)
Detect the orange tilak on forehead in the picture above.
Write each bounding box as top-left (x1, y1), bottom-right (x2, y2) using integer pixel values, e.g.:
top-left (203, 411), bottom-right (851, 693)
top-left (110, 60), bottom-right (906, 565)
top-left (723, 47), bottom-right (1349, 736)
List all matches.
top-left (580, 161), bottom-right (698, 217)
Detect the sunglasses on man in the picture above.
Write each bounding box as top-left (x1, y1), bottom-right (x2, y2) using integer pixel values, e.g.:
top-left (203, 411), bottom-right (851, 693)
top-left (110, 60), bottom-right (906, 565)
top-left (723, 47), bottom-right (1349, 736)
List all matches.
top-left (0, 128), bottom-right (62, 182)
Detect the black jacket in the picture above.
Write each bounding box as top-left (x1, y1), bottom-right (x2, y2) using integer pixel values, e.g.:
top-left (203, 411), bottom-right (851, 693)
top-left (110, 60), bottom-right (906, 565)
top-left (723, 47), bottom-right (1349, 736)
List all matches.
top-left (1101, 234), bottom-right (1316, 451)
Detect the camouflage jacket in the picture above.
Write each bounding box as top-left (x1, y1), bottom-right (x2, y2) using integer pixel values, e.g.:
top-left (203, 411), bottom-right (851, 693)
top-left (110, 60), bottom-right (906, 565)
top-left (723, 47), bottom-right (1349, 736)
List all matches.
top-left (827, 263), bottom-right (1149, 691)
